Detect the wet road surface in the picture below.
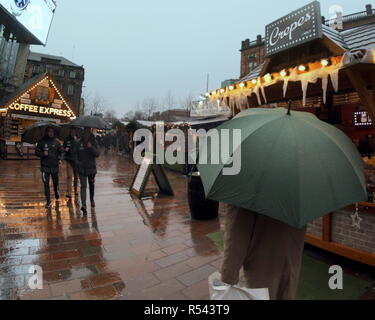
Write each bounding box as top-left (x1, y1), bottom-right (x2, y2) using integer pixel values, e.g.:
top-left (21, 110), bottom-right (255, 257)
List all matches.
top-left (0, 153), bottom-right (222, 300)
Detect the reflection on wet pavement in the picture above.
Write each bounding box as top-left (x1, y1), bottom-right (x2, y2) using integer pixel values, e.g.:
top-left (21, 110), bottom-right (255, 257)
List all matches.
top-left (0, 153), bottom-right (222, 300)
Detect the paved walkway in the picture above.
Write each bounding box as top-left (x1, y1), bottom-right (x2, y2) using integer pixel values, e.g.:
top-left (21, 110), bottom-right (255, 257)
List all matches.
top-left (0, 153), bottom-right (223, 300)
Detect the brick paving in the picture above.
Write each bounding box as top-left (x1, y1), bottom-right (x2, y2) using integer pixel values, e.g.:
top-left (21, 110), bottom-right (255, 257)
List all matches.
top-left (0, 153), bottom-right (222, 300)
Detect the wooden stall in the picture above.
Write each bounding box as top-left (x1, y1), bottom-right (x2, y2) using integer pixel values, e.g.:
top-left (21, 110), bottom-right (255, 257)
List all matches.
top-left (208, 2), bottom-right (375, 266)
top-left (0, 73), bottom-right (77, 159)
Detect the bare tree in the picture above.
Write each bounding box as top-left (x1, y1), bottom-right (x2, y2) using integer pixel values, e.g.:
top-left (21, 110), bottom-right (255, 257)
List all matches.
top-left (85, 92), bottom-right (109, 116)
top-left (142, 97), bottom-right (159, 120)
top-left (181, 92), bottom-right (195, 113)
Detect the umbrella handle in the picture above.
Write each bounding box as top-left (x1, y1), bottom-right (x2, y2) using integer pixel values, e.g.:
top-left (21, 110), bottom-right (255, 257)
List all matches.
top-left (287, 100), bottom-right (292, 115)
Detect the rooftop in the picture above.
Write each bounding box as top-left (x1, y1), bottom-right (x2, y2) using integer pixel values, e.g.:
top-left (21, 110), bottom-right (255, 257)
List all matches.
top-left (28, 52), bottom-right (82, 68)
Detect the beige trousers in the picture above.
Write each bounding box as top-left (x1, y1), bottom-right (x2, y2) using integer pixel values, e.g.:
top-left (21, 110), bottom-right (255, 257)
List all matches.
top-left (221, 204), bottom-right (306, 300)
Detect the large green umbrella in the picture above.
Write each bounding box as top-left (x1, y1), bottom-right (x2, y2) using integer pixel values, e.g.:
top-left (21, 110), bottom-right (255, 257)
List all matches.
top-left (197, 108), bottom-right (367, 228)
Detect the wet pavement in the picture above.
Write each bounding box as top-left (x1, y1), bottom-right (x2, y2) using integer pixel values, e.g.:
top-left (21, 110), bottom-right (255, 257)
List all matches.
top-left (0, 153), bottom-right (222, 300)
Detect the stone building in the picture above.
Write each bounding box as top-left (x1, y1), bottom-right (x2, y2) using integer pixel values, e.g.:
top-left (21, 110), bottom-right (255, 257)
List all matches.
top-left (24, 52), bottom-right (85, 115)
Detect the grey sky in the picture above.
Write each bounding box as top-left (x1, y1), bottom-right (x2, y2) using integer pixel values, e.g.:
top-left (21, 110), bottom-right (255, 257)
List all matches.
top-left (32, 0), bottom-right (372, 116)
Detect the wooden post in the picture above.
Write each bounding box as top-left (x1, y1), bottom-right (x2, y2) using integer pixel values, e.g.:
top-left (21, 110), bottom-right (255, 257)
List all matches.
top-left (322, 213), bottom-right (332, 242)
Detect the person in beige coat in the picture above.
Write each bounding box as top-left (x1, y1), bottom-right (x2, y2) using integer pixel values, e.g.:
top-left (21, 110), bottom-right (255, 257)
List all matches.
top-left (221, 204), bottom-right (306, 300)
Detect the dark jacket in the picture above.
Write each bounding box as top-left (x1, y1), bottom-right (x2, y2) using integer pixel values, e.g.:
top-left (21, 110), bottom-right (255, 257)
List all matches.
top-left (35, 136), bottom-right (63, 173)
top-left (63, 135), bottom-right (79, 166)
top-left (76, 134), bottom-right (100, 176)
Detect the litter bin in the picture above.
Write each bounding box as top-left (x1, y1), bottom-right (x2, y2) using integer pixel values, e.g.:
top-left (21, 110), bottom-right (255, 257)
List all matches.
top-left (188, 172), bottom-right (219, 220)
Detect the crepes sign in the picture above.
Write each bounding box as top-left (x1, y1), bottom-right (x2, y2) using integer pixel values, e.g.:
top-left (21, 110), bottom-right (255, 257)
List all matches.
top-left (265, 1), bottom-right (323, 57)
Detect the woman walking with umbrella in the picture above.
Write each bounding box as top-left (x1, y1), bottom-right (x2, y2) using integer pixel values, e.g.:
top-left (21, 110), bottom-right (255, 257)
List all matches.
top-left (27, 124), bottom-right (64, 209)
top-left (70, 116), bottom-right (108, 214)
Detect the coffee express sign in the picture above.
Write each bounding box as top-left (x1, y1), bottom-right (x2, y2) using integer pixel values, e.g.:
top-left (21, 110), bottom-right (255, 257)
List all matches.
top-left (265, 1), bottom-right (323, 57)
top-left (8, 103), bottom-right (74, 119)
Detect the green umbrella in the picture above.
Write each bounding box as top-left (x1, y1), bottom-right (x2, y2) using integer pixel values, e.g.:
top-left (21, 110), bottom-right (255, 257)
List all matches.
top-left (197, 108), bottom-right (367, 228)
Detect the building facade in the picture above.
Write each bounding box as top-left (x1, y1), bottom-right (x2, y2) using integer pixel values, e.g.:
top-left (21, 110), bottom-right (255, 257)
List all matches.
top-left (239, 4), bottom-right (375, 79)
top-left (24, 52), bottom-right (85, 115)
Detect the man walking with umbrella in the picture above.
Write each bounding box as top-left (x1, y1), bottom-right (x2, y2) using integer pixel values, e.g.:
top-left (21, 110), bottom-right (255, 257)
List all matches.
top-left (35, 126), bottom-right (64, 208)
top-left (63, 127), bottom-right (79, 198)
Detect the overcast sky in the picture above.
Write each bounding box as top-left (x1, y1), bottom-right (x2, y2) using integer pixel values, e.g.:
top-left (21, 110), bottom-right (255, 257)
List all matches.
top-left (32, 0), bottom-right (372, 116)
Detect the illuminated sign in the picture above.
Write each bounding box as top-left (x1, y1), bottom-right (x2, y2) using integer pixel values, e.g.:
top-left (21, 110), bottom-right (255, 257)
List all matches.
top-left (9, 103), bottom-right (74, 118)
top-left (0, 0), bottom-right (56, 45)
top-left (354, 111), bottom-right (372, 127)
top-left (265, 1), bottom-right (323, 57)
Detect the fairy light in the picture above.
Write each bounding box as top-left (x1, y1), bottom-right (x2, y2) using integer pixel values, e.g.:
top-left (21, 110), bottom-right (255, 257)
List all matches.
top-left (211, 91), bottom-right (217, 96)
top-left (280, 69), bottom-right (289, 77)
top-left (264, 73), bottom-right (273, 83)
top-left (251, 79), bottom-right (258, 85)
top-left (229, 85), bottom-right (235, 91)
top-left (321, 59), bottom-right (330, 67)
top-left (220, 88), bottom-right (225, 94)
top-left (298, 65), bottom-right (307, 72)
top-left (239, 82), bottom-right (245, 88)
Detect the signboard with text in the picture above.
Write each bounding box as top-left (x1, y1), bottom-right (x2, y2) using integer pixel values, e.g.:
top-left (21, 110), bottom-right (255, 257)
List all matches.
top-left (265, 1), bottom-right (323, 57)
top-left (0, 0), bottom-right (56, 45)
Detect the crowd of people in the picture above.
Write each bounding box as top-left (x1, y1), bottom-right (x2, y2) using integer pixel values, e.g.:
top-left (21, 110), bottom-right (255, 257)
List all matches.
top-left (35, 126), bottom-right (100, 214)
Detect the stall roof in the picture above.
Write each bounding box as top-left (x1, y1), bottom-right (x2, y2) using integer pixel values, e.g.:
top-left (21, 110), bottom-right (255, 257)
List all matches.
top-left (0, 73), bottom-right (46, 107)
top-left (240, 22), bottom-right (375, 82)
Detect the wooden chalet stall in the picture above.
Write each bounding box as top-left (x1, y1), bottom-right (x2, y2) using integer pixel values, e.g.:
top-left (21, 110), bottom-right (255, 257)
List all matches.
top-left (0, 73), bottom-right (77, 159)
top-left (209, 2), bottom-right (375, 266)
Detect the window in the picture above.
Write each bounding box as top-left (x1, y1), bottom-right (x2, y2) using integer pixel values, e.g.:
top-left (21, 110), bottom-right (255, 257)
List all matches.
top-left (35, 86), bottom-right (50, 101)
top-left (58, 69), bottom-right (65, 77)
top-left (248, 54), bottom-right (258, 71)
top-left (67, 85), bottom-right (74, 95)
top-left (69, 71), bottom-right (76, 79)
top-left (32, 65), bottom-right (40, 74)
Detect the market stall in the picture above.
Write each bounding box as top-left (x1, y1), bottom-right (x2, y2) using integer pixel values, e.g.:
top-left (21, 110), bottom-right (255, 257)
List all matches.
top-left (0, 73), bottom-right (77, 159)
top-left (207, 2), bottom-right (375, 266)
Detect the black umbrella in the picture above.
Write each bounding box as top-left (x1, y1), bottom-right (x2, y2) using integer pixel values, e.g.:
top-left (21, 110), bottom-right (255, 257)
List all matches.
top-left (58, 123), bottom-right (83, 141)
top-left (69, 116), bottom-right (110, 130)
top-left (21, 122), bottom-right (61, 144)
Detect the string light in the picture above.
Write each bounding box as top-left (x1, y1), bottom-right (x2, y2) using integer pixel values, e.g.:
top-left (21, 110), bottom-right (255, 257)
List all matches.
top-left (220, 89), bottom-right (225, 93)
top-left (239, 82), bottom-right (245, 88)
top-left (251, 79), bottom-right (258, 85)
top-left (264, 73), bottom-right (273, 83)
top-left (298, 65), bottom-right (307, 72)
top-left (229, 85), bottom-right (235, 91)
top-left (211, 90), bottom-right (217, 95)
top-left (321, 59), bottom-right (330, 67)
top-left (280, 69), bottom-right (289, 77)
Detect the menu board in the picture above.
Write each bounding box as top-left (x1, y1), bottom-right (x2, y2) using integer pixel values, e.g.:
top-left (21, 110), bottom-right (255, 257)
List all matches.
top-left (130, 156), bottom-right (153, 196)
top-left (130, 154), bottom-right (174, 198)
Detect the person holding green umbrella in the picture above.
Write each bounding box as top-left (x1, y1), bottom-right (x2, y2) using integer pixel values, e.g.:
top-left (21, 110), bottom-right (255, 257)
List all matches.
top-left (198, 107), bottom-right (367, 300)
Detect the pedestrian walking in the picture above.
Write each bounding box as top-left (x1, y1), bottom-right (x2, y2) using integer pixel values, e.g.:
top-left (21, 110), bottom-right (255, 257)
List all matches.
top-left (103, 134), bottom-right (111, 155)
top-left (76, 127), bottom-right (100, 214)
top-left (63, 127), bottom-right (79, 198)
top-left (221, 204), bottom-right (306, 300)
top-left (35, 126), bottom-right (64, 208)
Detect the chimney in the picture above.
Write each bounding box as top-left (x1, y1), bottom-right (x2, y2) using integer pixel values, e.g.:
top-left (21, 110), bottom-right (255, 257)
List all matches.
top-left (256, 35), bottom-right (262, 44)
top-left (242, 39), bottom-right (250, 49)
top-left (366, 4), bottom-right (373, 16)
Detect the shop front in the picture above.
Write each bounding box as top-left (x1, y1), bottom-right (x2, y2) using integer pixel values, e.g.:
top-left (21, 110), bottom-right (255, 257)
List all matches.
top-left (208, 2), bottom-right (375, 266)
top-left (0, 73), bottom-right (77, 159)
